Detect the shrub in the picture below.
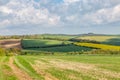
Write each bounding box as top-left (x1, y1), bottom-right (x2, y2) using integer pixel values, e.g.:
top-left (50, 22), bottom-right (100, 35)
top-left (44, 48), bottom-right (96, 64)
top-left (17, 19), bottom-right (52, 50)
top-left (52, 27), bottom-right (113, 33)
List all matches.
top-left (86, 49), bottom-right (120, 55)
top-left (0, 48), bottom-right (6, 56)
top-left (0, 48), bottom-right (22, 56)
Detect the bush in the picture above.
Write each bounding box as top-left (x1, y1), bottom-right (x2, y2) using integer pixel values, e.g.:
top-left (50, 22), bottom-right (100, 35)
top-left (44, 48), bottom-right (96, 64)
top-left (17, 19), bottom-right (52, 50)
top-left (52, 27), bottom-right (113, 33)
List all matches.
top-left (0, 48), bottom-right (22, 56)
top-left (0, 48), bottom-right (6, 56)
top-left (86, 49), bottom-right (120, 55)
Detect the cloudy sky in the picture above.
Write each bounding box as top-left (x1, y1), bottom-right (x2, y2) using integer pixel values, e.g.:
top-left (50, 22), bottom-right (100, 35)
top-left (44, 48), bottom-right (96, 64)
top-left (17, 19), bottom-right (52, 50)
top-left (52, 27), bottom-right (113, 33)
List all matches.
top-left (0, 0), bottom-right (120, 35)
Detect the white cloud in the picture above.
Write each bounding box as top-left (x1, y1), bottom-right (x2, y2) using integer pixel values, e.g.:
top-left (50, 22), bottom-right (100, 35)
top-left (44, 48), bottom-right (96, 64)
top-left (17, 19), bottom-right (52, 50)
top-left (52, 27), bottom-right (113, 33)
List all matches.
top-left (63, 0), bottom-right (79, 5)
top-left (66, 15), bottom-right (77, 21)
top-left (1, 0), bottom-right (120, 28)
top-left (0, 6), bottom-right (12, 14)
top-left (0, 0), bottom-right (61, 28)
top-left (0, 0), bottom-right (9, 5)
top-left (0, 19), bottom-right (10, 27)
top-left (83, 4), bottom-right (120, 24)
top-left (48, 16), bottom-right (60, 25)
top-left (0, 0), bottom-right (120, 35)
top-left (111, 5), bottom-right (120, 22)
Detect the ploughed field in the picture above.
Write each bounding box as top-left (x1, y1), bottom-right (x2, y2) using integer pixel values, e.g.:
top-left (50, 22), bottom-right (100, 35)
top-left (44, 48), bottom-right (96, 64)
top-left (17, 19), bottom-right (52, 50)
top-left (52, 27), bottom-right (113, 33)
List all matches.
top-left (0, 55), bottom-right (120, 80)
top-left (0, 39), bottom-right (22, 49)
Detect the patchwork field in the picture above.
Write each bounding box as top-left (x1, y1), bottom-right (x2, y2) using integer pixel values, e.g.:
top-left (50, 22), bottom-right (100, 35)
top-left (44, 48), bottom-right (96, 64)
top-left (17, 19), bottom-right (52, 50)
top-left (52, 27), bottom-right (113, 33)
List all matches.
top-left (0, 55), bottom-right (120, 80)
top-left (0, 35), bottom-right (120, 80)
top-left (22, 39), bottom-right (92, 52)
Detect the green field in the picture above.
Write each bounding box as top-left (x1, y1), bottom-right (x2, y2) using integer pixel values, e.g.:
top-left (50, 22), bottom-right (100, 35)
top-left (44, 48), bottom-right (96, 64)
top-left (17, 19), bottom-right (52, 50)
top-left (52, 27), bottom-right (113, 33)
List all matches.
top-left (22, 39), bottom-right (68, 47)
top-left (0, 55), bottom-right (120, 80)
top-left (76, 36), bottom-right (118, 42)
top-left (40, 34), bottom-right (77, 40)
top-left (22, 39), bottom-right (92, 52)
top-left (102, 37), bottom-right (120, 46)
top-left (24, 45), bottom-right (92, 52)
top-left (76, 35), bottom-right (120, 46)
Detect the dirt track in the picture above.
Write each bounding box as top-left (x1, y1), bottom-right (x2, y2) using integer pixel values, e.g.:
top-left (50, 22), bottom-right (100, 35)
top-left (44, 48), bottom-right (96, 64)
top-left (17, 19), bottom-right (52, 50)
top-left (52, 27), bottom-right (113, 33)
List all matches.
top-left (0, 39), bottom-right (22, 49)
top-left (9, 57), bottom-right (32, 80)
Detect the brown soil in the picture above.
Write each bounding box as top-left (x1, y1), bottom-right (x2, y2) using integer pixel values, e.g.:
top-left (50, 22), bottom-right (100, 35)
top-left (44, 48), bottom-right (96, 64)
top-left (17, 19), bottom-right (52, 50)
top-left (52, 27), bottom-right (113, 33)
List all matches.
top-left (0, 39), bottom-right (22, 49)
top-left (8, 57), bottom-right (32, 80)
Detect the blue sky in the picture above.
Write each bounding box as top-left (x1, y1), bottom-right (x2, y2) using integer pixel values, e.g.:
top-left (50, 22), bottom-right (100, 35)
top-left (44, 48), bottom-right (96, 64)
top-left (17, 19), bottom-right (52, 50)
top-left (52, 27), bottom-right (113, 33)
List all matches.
top-left (0, 0), bottom-right (120, 35)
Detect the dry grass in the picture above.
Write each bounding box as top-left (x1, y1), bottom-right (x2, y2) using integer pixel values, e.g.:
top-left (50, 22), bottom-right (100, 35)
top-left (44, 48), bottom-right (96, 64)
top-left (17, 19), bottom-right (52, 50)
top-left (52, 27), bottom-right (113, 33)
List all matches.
top-left (34, 58), bottom-right (120, 80)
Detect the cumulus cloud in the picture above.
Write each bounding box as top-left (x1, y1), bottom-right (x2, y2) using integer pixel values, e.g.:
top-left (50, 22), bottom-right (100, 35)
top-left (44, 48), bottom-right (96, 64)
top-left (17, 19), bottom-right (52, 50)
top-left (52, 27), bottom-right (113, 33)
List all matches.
top-left (0, 0), bottom-right (10, 5)
top-left (83, 4), bottom-right (120, 25)
top-left (0, 0), bottom-right (120, 34)
top-left (0, 6), bottom-right (12, 14)
top-left (0, 0), bottom-right (61, 28)
top-left (0, 19), bottom-right (10, 27)
top-left (63, 0), bottom-right (79, 5)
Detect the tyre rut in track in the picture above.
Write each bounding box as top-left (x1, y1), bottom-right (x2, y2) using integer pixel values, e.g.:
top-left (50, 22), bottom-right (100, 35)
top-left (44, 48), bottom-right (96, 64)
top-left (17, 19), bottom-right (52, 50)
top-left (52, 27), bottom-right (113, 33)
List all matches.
top-left (8, 57), bottom-right (33, 80)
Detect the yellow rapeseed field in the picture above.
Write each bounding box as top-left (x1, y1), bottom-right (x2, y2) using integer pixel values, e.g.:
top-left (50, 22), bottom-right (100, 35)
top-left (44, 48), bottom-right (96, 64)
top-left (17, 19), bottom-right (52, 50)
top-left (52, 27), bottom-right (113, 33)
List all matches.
top-left (74, 42), bottom-right (120, 51)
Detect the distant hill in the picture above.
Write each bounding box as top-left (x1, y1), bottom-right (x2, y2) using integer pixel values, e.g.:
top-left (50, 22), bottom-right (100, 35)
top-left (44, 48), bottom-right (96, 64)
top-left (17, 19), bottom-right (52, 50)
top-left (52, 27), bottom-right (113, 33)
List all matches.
top-left (0, 33), bottom-right (120, 40)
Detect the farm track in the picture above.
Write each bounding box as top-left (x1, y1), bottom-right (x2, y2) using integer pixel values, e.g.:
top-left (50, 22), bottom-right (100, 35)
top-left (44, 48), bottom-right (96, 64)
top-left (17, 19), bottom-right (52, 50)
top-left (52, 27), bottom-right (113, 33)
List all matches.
top-left (8, 57), bottom-right (32, 80)
top-left (0, 57), bottom-right (6, 80)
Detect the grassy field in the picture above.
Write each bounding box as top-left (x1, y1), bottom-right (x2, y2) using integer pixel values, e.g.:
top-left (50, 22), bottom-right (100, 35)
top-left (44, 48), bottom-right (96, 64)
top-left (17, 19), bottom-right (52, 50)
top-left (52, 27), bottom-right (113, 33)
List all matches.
top-left (0, 55), bottom-right (120, 80)
top-left (102, 37), bottom-right (120, 46)
top-left (76, 35), bottom-right (120, 46)
top-left (22, 39), bottom-right (69, 48)
top-left (40, 34), bottom-right (77, 40)
top-left (76, 36), bottom-right (118, 42)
